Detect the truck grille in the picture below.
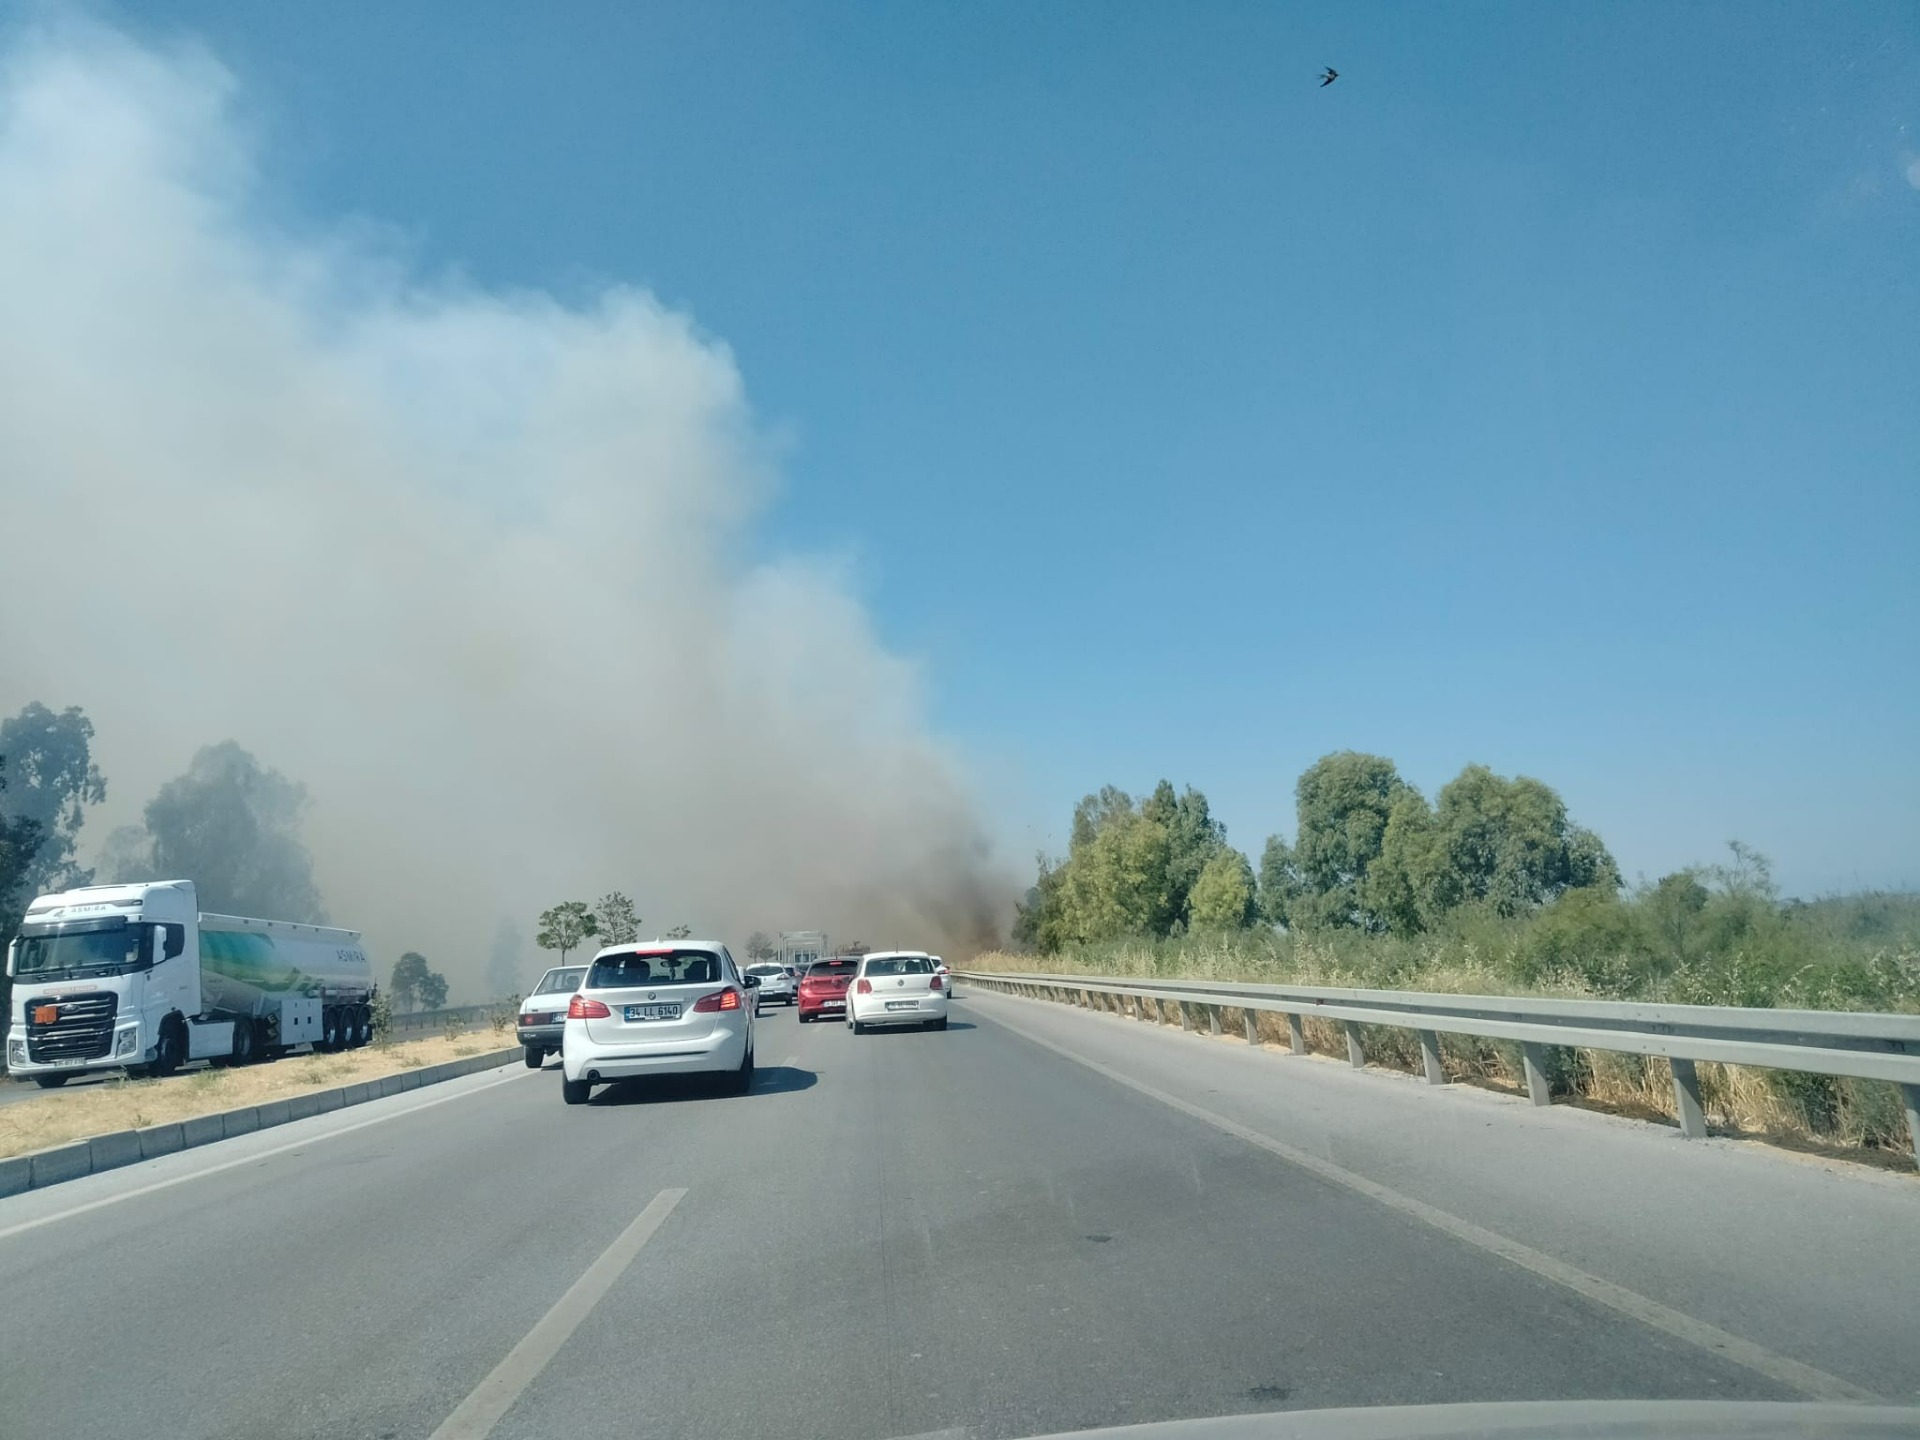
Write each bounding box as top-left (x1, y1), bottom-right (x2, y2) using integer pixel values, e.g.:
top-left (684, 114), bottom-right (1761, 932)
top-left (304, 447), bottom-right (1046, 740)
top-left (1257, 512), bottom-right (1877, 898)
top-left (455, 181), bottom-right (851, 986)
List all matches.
top-left (24, 992), bottom-right (119, 1063)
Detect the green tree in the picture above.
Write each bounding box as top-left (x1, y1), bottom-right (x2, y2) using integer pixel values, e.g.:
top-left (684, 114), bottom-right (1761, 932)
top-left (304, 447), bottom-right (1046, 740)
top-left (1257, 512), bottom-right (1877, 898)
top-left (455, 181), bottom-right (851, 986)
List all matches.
top-left (1361, 790), bottom-right (1446, 933)
top-left (1256, 835), bottom-right (1302, 927)
top-left (1640, 870), bottom-right (1711, 972)
top-left (1430, 765), bottom-right (1618, 917)
top-left (417, 969), bottom-right (450, 1009)
top-left (129, 741), bottom-right (327, 921)
top-left (536, 900), bottom-right (600, 964)
top-left (1057, 802), bottom-right (1174, 943)
top-left (1011, 855), bottom-right (1068, 953)
top-left (391, 951), bottom-right (430, 1011)
top-left (0, 754), bottom-right (45, 1023)
top-left (0, 703), bottom-right (107, 897)
top-left (595, 891), bottom-right (641, 946)
top-left (1188, 848), bottom-right (1257, 930)
top-left (744, 930), bottom-right (776, 961)
top-left (1291, 751), bottom-right (1411, 928)
top-left (1142, 780), bottom-right (1230, 930)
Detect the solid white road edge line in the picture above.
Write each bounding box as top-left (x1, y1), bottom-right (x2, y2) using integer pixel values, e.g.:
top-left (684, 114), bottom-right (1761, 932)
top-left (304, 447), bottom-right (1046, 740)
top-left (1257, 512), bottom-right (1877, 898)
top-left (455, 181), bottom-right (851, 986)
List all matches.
top-left (978, 1000), bottom-right (1878, 1404)
top-left (0, 1067), bottom-right (535, 1244)
top-left (428, 1187), bottom-right (688, 1440)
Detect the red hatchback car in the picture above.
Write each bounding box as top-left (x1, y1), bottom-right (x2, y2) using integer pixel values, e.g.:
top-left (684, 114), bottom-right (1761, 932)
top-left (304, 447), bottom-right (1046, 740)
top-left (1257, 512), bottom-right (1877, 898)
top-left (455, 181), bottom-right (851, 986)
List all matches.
top-left (796, 956), bottom-right (861, 1022)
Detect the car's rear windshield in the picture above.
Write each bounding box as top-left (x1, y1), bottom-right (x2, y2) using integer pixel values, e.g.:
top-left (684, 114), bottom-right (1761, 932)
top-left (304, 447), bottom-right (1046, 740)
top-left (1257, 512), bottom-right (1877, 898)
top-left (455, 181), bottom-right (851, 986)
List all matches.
top-left (807, 959), bottom-right (859, 976)
top-left (588, 950), bottom-right (725, 988)
top-left (746, 964), bottom-right (785, 976)
top-left (533, 967), bottom-right (586, 996)
top-left (864, 957), bottom-right (932, 976)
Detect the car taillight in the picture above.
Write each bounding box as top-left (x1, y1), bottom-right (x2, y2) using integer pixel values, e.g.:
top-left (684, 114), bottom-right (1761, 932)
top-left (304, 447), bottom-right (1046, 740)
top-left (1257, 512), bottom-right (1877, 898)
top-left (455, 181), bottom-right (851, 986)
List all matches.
top-left (929, 974), bottom-right (943, 990)
top-left (568, 995), bottom-right (611, 1019)
top-left (693, 988), bottom-right (741, 1013)
top-left (518, 1012), bottom-right (537, 1026)
top-left (856, 978), bottom-right (873, 994)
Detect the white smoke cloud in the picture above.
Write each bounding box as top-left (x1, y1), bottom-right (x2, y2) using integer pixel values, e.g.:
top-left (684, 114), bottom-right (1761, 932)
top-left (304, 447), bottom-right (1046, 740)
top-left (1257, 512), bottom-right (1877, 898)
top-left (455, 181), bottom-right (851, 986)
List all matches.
top-left (0, 19), bottom-right (1011, 992)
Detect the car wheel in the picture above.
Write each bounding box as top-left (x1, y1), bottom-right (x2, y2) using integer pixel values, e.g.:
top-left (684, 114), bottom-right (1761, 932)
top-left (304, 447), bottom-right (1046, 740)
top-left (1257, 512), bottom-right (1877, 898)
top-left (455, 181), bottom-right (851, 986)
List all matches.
top-left (852, 1019), bottom-right (866, 1035)
top-left (930, 1017), bottom-right (949, 1031)
top-left (725, 1044), bottom-right (755, 1095)
top-left (33, 1074), bottom-right (69, 1089)
top-left (524, 1044), bottom-right (544, 1069)
top-left (562, 1077), bottom-right (591, 1105)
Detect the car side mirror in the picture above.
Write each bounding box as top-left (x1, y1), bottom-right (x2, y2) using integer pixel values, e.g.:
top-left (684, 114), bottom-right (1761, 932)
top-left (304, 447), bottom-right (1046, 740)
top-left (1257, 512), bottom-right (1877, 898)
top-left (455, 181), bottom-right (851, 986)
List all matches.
top-left (742, 975), bottom-right (760, 989)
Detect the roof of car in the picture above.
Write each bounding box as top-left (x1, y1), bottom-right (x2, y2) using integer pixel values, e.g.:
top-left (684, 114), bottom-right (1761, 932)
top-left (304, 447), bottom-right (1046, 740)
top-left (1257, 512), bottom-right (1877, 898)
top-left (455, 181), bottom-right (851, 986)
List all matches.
top-left (588, 940), bottom-right (726, 960)
top-left (859, 950), bottom-right (931, 963)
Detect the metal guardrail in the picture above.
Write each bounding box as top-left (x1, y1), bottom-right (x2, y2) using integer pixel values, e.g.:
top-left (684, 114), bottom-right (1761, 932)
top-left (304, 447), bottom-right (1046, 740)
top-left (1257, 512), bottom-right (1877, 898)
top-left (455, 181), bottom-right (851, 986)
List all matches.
top-left (957, 969), bottom-right (1920, 1161)
top-left (386, 1003), bottom-right (499, 1035)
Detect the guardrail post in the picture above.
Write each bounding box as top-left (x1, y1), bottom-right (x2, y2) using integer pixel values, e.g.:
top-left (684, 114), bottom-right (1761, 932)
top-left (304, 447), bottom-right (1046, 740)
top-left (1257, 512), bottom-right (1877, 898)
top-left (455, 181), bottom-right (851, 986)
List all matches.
top-left (1209, 1006), bottom-right (1223, 1037)
top-left (1344, 1022), bottom-right (1365, 1069)
top-left (1521, 1043), bottom-right (1552, 1107)
top-left (1244, 1009), bottom-right (1261, 1047)
top-left (1899, 1083), bottom-right (1919, 1167)
top-left (1418, 1030), bottom-right (1446, 1086)
top-left (1180, 1002), bottom-right (1194, 1031)
top-left (1287, 1014), bottom-right (1306, 1055)
top-left (1670, 1057), bottom-right (1708, 1138)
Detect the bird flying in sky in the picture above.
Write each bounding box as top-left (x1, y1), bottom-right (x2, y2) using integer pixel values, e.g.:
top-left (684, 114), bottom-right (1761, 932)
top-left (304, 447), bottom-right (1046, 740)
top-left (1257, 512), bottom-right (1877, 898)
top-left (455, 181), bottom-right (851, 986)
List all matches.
top-left (1320, 67), bottom-right (1339, 87)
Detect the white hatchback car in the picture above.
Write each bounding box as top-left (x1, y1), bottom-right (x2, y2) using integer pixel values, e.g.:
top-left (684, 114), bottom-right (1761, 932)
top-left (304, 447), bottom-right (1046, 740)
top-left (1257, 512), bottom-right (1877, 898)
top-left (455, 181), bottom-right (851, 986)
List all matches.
top-left (561, 943), bottom-right (757, 1104)
top-left (744, 963), bottom-right (795, 1006)
top-left (846, 950), bottom-right (949, 1033)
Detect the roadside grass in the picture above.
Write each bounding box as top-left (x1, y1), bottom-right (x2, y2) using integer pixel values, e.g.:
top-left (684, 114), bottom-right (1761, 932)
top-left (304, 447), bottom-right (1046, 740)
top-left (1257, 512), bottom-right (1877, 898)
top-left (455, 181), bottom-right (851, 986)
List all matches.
top-left (968, 947), bottom-right (1917, 1166)
top-left (0, 1033), bottom-right (510, 1161)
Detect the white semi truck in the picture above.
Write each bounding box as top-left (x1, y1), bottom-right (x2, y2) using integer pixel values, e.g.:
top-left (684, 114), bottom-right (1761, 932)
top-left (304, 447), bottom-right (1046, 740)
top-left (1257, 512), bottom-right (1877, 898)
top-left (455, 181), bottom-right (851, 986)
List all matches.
top-left (5, 879), bottom-right (376, 1088)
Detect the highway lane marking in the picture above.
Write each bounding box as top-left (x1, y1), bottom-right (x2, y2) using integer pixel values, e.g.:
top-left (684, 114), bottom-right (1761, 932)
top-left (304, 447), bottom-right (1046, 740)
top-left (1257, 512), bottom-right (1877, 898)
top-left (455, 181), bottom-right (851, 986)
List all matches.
top-left (980, 1005), bottom-right (1879, 1404)
top-left (0, 1068), bottom-right (536, 1243)
top-left (429, 1187), bottom-right (687, 1440)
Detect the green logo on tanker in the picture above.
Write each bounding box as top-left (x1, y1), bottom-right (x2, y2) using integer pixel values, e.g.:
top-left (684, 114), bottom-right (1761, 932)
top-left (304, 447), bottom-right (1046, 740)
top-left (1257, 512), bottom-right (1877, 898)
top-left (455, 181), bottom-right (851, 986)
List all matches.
top-left (199, 930), bottom-right (311, 993)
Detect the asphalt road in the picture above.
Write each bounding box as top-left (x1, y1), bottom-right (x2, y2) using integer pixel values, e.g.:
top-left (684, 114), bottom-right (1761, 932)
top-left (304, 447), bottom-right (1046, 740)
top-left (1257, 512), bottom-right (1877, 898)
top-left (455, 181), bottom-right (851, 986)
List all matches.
top-left (1, 989), bottom-right (1915, 1440)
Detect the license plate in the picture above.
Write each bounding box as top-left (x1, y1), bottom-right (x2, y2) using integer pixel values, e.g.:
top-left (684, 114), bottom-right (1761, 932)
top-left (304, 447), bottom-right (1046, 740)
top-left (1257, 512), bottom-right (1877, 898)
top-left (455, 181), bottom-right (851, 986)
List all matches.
top-left (625, 1003), bottom-right (681, 1022)
top-left (885, 1000), bottom-right (919, 1011)
top-left (822, 1000), bottom-right (843, 1008)
top-left (52, 1055), bottom-right (90, 1066)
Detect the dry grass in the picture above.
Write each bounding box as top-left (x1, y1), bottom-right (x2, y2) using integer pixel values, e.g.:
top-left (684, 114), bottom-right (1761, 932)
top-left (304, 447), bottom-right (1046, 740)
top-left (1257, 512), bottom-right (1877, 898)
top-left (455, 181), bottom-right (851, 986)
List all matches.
top-left (970, 950), bottom-right (1916, 1167)
top-left (0, 1034), bottom-right (511, 1161)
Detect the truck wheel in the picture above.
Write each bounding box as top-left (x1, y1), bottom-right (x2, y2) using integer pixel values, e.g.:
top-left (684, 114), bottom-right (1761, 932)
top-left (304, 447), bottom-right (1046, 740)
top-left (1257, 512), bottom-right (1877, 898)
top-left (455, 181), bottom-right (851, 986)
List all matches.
top-left (33, 1074), bottom-right (69, 1089)
top-left (356, 1006), bottom-right (373, 1046)
top-left (230, 1018), bottom-right (256, 1065)
top-left (149, 1021), bottom-right (185, 1077)
top-left (320, 1007), bottom-right (341, 1051)
top-left (524, 1044), bottom-right (544, 1069)
top-left (562, 1078), bottom-right (591, 1105)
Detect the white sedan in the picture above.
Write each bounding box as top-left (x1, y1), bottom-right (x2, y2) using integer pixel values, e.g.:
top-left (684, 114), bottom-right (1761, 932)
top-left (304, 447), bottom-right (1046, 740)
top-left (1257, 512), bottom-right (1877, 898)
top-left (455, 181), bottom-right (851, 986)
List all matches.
top-left (846, 950), bottom-right (949, 1033)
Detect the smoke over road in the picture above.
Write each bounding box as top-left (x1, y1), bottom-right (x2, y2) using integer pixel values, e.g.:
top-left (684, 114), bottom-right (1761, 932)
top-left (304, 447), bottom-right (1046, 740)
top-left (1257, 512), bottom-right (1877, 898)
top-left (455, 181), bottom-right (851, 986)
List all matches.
top-left (0, 19), bottom-right (1012, 992)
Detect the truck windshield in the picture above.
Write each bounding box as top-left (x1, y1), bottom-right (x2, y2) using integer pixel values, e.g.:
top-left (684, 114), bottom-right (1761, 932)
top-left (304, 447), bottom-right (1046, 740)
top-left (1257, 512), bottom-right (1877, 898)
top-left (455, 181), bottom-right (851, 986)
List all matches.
top-left (11, 918), bottom-right (148, 979)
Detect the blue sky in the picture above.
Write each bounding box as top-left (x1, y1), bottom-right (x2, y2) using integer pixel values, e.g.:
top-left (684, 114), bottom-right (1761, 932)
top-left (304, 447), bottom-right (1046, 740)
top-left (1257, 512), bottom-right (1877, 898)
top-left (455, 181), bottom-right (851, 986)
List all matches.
top-left (112, 1), bottom-right (1919, 895)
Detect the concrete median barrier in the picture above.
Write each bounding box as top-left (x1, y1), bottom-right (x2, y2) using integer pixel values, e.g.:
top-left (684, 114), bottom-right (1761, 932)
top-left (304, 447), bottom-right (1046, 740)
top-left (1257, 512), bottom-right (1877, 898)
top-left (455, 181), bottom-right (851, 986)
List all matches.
top-left (4, 1046), bottom-right (519, 1198)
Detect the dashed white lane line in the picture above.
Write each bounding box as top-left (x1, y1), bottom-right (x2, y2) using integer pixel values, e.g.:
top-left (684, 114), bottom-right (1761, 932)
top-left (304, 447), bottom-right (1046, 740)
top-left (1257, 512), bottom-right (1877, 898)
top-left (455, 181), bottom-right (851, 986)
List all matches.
top-left (428, 1187), bottom-right (687, 1440)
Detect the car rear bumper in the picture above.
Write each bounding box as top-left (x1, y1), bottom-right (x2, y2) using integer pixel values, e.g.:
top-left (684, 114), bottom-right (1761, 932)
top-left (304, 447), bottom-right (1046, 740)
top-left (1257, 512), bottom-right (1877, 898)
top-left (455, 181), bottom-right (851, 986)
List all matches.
top-left (798, 996), bottom-right (847, 1017)
top-left (517, 1024), bottom-right (565, 1047)
top-left (563, 1024), bottom-right (747, 1082)
top-left (849, 994), bottom-right (949, 1025)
